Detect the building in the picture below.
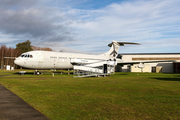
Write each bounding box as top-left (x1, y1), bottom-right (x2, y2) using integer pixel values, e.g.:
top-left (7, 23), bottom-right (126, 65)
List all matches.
top-left (116, 53), bottom-right (180, 73)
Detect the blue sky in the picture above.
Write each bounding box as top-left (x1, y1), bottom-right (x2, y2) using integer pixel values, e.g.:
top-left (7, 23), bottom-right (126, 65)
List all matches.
top-left (0, 0), bottom-right (180, 53)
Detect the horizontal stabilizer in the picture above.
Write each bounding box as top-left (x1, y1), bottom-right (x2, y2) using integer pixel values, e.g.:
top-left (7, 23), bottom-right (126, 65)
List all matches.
top-left (108, 42), bottom-right (140, 47)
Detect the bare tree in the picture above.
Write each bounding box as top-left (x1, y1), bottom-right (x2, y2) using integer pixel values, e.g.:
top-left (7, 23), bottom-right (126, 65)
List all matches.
top-left (0, 45), bottom-right (21, 69)
top-left (0, 45), bottom-right (6, 69)
top-left (32, 46), bottom-right (52, 51)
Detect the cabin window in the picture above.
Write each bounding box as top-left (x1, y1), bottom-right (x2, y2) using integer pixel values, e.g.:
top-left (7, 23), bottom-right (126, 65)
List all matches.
top-left (21, 54), bottom-right (25, 57)
top-left (20, 54), bottom-right (33, 58)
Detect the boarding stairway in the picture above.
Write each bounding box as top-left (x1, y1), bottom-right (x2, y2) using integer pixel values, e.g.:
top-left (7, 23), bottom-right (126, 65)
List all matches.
top-left (71, 59), bottom-right (116, 78)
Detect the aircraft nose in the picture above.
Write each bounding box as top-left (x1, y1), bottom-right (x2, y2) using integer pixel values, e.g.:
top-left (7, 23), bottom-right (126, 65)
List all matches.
top-left (14, 59), bottom-right (21, 66)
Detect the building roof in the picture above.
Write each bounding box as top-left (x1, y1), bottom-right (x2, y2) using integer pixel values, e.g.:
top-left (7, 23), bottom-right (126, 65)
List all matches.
top-left (119, 53), bottom-right (180, 55)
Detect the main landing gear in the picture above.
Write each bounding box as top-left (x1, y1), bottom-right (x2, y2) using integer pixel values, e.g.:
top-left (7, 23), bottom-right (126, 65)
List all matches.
top-left (34, 70), bottom-right (41, 75)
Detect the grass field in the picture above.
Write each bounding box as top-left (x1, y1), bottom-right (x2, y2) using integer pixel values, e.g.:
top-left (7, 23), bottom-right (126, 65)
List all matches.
top-left (0, 70), bottom-right (180, 120)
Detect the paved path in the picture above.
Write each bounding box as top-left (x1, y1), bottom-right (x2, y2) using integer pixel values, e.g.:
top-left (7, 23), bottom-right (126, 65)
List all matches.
top-left (0, 84), bottom-right (50, 120)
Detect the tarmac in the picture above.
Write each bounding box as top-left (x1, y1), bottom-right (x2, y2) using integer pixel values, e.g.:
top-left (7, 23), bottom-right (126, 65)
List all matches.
top-left (0, 84), bottom-right (50, 120)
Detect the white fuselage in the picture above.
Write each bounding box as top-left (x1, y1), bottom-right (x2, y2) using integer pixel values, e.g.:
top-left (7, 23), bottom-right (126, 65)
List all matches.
top-left (14, 51), bottom-right (111, 70)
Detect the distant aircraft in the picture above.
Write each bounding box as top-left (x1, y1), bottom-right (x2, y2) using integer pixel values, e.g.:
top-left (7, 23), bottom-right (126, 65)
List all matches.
top-left (14, 41), bottom-right (172, 74)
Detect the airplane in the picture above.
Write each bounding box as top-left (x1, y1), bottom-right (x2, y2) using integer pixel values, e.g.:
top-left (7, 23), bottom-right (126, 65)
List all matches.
top-left (14, 41), bottom-right (173, 75)
top-left (14, 41), bottom-right (136, 69)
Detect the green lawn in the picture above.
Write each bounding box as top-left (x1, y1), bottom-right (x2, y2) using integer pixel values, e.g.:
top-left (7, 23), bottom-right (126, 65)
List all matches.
top-left (0, 70), bottom-right (180, 120)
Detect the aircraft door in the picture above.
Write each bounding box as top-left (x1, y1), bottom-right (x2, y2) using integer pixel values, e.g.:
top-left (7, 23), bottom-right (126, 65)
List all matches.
top-left (38, 53), bottom-right (43, 62)
top-left (38, 53), bottom-right (43, 68)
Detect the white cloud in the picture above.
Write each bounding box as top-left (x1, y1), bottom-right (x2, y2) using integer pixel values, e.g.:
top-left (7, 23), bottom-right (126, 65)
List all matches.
top-left (65, 0), bottom-right (180, 53)
top-left (0, 0), bottom-right (180, 53)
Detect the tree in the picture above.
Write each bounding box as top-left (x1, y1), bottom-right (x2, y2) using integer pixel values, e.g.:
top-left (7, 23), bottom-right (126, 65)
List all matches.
top-left (16, 40), bottom-right (33, 54)
top-left (0, 45), bottom-right (21, 69)
top-left (32, 46), bottom-right (52, 51)
top-left (0, 45), bottom-right (6, 69)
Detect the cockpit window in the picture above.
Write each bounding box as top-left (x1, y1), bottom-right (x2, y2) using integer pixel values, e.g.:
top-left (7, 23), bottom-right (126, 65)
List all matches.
top-left (20, 54), bottom-right (33, 58)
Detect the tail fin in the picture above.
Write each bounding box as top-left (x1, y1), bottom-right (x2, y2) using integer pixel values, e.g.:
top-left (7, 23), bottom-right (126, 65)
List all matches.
top-left (102, 41), bottom-right (140, 59)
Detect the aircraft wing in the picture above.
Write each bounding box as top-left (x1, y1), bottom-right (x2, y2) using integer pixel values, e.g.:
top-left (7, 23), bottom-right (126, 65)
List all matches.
top-left (117, 60), bottom-right (175, 66)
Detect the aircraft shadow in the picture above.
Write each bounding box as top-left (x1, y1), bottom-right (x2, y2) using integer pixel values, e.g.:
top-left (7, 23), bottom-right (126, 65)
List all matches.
top-left (115, 73), bottom-right (129, 75)
top-left (13, 72), bottom-right (34, 75)
top-left (149, 77), bottom-right (180, 82)
top-left (13, 71), bottom-right (73, 75)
